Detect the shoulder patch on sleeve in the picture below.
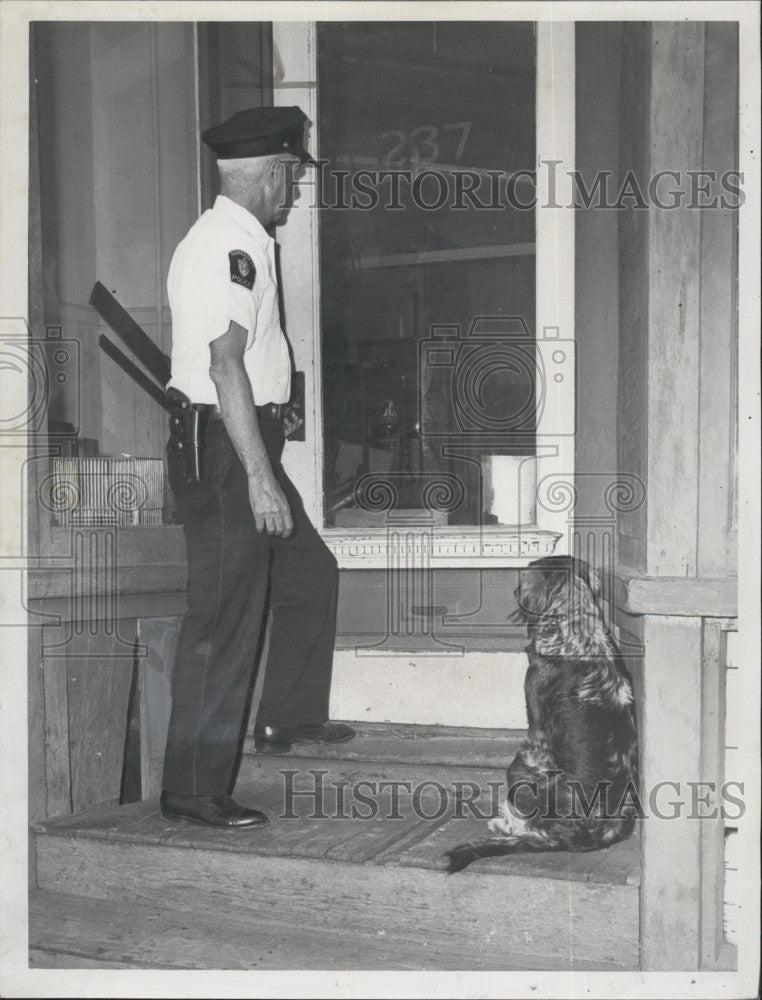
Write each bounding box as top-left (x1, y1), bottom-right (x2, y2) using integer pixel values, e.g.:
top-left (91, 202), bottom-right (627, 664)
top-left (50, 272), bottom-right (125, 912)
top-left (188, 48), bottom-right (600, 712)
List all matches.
top-left (229, 250), bottom-right (256, 290)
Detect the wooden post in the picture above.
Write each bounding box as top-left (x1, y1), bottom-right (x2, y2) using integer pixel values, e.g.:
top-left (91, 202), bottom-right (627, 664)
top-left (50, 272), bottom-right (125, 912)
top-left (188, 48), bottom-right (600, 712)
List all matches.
top-left (639, 615), bottom-right (703, 969)
top-left (615, 21), bottom-right (740, 970)
top-left (645, 22), bottom-right (705, 577)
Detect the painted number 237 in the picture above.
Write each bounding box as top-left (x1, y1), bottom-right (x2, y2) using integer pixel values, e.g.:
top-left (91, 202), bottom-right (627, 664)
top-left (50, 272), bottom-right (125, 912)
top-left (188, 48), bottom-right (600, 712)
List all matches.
top-left (381, 121), bottom-right (472, 168)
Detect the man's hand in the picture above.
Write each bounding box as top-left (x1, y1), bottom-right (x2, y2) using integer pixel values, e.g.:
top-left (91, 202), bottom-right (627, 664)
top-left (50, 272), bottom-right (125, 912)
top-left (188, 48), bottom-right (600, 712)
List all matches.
top-left (248, 473), bottom-right (293, 537)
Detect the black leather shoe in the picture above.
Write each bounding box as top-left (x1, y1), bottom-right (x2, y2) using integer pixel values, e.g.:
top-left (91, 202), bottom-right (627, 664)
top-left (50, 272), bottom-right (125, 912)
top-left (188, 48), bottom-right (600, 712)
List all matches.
top-left (254, 721), bottom-right (356, 754)
top-left (160, 791), bottom-right (269, 829)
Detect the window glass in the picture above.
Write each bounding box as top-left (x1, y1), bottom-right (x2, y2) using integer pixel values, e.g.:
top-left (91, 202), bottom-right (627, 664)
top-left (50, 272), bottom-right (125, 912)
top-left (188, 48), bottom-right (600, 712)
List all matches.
top-left (317, 22), bottom-right (536, 528)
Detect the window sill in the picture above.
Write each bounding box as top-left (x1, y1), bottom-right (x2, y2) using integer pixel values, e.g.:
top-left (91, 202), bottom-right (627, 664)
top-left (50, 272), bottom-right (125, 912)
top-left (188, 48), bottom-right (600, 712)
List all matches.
top-left (322, 525), bottom-right (562, 569)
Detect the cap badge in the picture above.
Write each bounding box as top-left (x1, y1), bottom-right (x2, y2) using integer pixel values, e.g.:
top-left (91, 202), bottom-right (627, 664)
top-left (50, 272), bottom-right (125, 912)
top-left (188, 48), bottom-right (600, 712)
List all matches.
top-left (229, 250), bottom-right (256, 290)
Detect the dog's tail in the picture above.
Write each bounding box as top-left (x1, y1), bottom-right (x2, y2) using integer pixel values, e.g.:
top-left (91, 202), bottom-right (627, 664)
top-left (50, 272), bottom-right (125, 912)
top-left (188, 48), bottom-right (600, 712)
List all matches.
top-left (445, 820), bottom-right (634, 873)
top-left (446, 835), bottom-right (563, 874)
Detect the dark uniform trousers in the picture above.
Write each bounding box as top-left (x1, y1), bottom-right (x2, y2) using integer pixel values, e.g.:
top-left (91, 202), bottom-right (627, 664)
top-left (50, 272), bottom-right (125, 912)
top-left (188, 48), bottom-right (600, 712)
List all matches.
top-left (162, 412), bottom-right (339, 797)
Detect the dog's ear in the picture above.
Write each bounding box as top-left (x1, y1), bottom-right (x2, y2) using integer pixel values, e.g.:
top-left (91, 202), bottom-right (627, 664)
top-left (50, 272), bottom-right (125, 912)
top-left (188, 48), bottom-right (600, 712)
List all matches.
top-left (518, 566), bottom-right (542, 608)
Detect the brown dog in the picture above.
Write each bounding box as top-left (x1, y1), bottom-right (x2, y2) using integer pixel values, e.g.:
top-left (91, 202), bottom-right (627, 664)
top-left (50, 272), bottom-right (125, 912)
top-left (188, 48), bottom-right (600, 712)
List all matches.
top-left (447, 555), bottom-right (639, 873)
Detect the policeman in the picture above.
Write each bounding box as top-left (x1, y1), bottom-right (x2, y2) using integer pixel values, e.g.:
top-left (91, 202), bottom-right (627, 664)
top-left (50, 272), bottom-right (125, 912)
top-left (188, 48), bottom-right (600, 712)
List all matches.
top-left (160, 106), bottom-right (354, 829)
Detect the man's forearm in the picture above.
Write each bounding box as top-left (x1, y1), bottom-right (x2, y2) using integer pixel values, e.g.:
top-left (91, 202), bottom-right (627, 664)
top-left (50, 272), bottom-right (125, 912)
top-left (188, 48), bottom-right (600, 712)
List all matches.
top-left (212, 363), bottom-right (271, 477)
top-left (208, 324), bottom-right (292, 537)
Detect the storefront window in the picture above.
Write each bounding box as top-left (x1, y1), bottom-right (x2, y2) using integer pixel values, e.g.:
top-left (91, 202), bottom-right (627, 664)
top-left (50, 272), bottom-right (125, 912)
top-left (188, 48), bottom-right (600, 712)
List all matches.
top-left (316, 22), bottom-right (537, 528)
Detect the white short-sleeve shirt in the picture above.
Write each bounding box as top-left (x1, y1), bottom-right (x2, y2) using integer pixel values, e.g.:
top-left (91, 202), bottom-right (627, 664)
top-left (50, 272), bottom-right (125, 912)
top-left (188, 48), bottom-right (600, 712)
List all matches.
top-left (167, 195), bottom-right (291, 406)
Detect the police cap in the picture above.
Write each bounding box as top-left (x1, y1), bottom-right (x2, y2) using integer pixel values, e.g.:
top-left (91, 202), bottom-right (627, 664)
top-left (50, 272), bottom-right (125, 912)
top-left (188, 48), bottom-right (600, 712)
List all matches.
top-left (201, 106), bottom-right (316, 163)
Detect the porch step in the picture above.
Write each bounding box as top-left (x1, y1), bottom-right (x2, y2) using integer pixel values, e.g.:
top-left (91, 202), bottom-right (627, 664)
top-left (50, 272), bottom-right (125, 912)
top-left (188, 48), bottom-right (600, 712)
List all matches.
top-left (32, 737), bottom-right (641, 970)
top-left (28, 888), bottom-right (629, 971)
top-left (241, 721), bottom-right (527, 772)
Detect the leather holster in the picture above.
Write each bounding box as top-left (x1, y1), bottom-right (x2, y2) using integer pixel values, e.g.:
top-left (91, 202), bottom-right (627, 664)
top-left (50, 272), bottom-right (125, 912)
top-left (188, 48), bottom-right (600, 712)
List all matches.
top-left (167, 387), bottom-right (204, 483)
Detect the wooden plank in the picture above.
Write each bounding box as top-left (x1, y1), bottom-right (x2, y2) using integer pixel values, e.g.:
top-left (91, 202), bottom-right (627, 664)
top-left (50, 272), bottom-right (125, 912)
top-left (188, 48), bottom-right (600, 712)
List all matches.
top-left (28, 630), bottom-right (45, 887)
top-left (534, 21), bottom-right (575, 546)
top-left (586, 833), bottom-right (641, 888)
top-left (355, 242), bottom-right (535, 270)
top-left (45, 523), bottom-right (185, 563)
top-left (28, 889), bottom-right (634, 971)
top-left (104, 621), bottom-right (138, 800)
top-left (35, 771), bottom-right (459, 864)
top-left (615, 573), bottom-right (737, 618)
top-left (645, 22), bottom-right (705, 576)
top-left (697, 23), bottom-right (739, 577)
top-left (161, 770), bottom-right (450, 864)
top-left (616, 22), bottom-right (651, 573)
top-left (32, 798), bottom-right (159, 838)
top-left (699, 619), bottom-right (730, 968)
top-left (67, 624), bottom-right (136, 812)
top-left (324, 721), bottom-right (525, 740)
top-left (34, 837), bottom-right (639, 967)
top-left (27, 34), bottom-right (46, 563)
top-left (575, 23), bottom-right (622, 528)
top-left (38, 29), bottom-right (102, 442)
top-left (402, 816), bottom-right (578, 879)
top-left (335, 632), bottom-right (530, 652)
top-left (328, 648), bottom-right (530, 729)
top-left (242, 749), bottom-right (512, 796)
top-left (137, 616), bottom-right (182, 800)
top-left (397, 809), bottom-right (639, 886)
top-left (155, 23), bottom-right (198, 340)
top-left (640, 614), bottom-right (703, 969)
top-left (90, 23), bottom-right (159, 459)
top-left (30, 949), bottom-right (136, 970)
top-left (322, 812), bottom-right (444, 865)
top-left (27, 562), bottom-right (188, 602)
top-left (30, 590), bottom-right (188, 625)
top-left (42, 653), bottom-right (71, 817)
top-left (28, 631), bottom-right (48, 827)
top-left (138, 658), bottom-right (163, 801)
top-left (244, 726), bottom-right (526, 769)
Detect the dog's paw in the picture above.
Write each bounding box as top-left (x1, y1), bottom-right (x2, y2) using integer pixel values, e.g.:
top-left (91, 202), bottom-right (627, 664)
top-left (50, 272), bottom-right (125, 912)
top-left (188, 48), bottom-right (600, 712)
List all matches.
top-left (488, 802), bottom-right (531, 838)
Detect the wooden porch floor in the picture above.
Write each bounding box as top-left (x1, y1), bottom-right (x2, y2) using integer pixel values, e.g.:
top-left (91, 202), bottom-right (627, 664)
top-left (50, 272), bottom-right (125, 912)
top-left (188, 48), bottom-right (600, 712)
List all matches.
top-left (30, 724), bottom-right (641, 971)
